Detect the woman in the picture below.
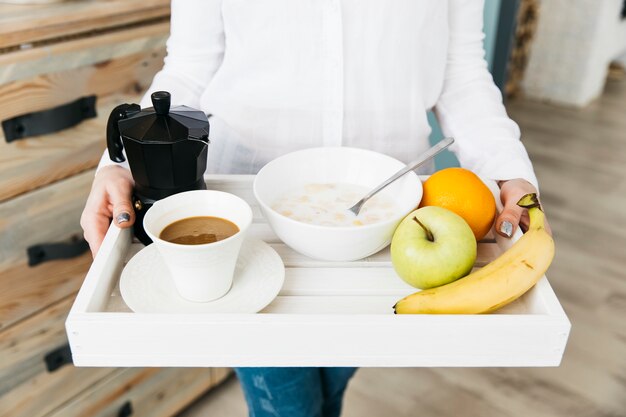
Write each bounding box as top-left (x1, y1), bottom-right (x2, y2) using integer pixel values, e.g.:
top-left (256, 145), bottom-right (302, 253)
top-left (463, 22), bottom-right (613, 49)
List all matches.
top-left (82, 1), bottom-right (543, 416)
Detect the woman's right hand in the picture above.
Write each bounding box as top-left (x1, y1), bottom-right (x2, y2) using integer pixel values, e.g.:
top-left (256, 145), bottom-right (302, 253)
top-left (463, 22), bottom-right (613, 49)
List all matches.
top-left (80, 165), bottom-right (135, 258)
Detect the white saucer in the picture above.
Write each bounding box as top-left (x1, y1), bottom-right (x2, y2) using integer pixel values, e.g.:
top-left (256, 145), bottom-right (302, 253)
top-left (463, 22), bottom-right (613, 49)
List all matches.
top-left (120, 238), bottom-right (285, 313)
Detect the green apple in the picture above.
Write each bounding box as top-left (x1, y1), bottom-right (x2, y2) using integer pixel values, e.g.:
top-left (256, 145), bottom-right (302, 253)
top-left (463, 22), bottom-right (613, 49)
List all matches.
top-left (391, 206), bottom-right (477, 289)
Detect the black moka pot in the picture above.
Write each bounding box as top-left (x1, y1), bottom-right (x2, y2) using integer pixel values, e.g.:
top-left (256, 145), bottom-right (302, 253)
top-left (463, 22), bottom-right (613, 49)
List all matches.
top-left (106, 91), bottom-right (210, 245)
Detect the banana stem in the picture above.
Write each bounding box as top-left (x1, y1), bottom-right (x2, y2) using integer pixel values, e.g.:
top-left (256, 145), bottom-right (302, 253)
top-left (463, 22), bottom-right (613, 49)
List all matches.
top-left (517, 193), bottom-right (545, 231)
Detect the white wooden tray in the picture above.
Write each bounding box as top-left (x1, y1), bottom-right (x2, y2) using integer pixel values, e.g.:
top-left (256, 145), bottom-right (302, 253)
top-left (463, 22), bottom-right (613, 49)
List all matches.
top-left (66, 175), bottom-right (571, 367)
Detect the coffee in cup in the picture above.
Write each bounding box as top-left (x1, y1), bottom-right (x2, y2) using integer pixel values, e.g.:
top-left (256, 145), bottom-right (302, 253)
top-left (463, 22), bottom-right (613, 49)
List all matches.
top-left (143, 190), bottom-right (253, 302)
top-left (160, 216), bottom-right (239, 245)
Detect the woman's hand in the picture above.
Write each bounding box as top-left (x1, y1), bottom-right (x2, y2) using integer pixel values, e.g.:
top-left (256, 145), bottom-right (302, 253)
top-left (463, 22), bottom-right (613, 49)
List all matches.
top-left (496, 178), bottom-right (551, 238)
top-left (80, 165), bottom-right (135, 257)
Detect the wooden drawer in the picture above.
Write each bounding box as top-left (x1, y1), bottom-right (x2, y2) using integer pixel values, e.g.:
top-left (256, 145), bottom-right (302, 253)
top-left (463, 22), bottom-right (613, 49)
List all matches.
top-left (0, 4), bottom-right (229, 416)
top-left (0, 93), bottom-right (172, 270)
top-left (0, 252), bottom-right (93, 334)
top-left (45, 367), bottom-right (229, 417)
top-left (0, 232), bottom-right (109, 417)
top-left (0, 178), bottom-right (225, 410)
top-left (1, 311), bottom-right (228, 417)
top-left (0, 48), bottom-right (166, 201)
top-left (0, 255), bottom-right (230, 417)
top-left (0, 291), bottom-right (118, 417)
top-left (0, 4), bottom-right (229, 417)
top-left (0, 0), bottom-right (170, 268)
top-left (0, 1), bottom-right (170, 203)
top-left (0, 169), bottom-right (94, 269)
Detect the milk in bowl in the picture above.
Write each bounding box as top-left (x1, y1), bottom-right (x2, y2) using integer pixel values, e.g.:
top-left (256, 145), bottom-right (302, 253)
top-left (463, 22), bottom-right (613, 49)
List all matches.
top-left (271, 183), bottom-right (399, 227)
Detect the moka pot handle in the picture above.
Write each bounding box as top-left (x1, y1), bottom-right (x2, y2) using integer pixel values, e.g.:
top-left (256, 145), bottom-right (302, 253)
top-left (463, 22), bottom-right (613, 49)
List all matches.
top-left (106, 103), bottom-right (141, 163)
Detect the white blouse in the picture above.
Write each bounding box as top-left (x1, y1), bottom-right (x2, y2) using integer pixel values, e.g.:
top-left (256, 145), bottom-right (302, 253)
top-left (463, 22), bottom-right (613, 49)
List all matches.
top-left (100, 0), bottom-right (538, 188)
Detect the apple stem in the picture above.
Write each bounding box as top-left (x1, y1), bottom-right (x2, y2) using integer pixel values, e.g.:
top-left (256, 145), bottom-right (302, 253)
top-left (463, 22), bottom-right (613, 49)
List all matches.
top-left (413, 216), bottom-right (434, 242)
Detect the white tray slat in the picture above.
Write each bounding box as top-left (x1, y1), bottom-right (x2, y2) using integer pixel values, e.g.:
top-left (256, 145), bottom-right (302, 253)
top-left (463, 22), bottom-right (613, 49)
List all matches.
top-left (247, 223), bottom-right (281, 242)
top-left (278, 267), bottom-right (495, 297)
top-left (261, 294), bottom-right (529, 315)
top-left (271, 242), bottom-right (499, 268)
top-left (66, 175), bottom-right (571, 367)
top-left (280, 267), bottom-right (418, 296)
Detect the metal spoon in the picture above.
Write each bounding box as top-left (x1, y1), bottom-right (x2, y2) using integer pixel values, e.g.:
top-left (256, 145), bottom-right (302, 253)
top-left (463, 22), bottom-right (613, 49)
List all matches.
top-left (347, 137), bottom-right (455, 216)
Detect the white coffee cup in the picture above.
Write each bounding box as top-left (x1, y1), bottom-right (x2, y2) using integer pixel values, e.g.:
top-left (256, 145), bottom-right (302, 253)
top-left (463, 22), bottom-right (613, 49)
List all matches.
top-left (143, 190), bottom-right (253, 302)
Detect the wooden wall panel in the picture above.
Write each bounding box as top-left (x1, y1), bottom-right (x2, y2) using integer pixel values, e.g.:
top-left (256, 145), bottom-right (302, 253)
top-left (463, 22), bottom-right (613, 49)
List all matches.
top-left (0, 0), bottom-right (169, 49)
top-left (0, 22), bottom-right (168, 84)
top-left (0, 296), bottom-right (118, 417)
top-left (0, 4), bottom-right (222, 417)
top-left (0, 297), bottom-right (73, 386)
top-left (1, 363), bottom-right (116, 417)
top-left (0, 253), bottom-right (92, 330)
top-left (0, 123), bottom-right (103, 203)
top-left (0, 65), bottom-right (164, 201)
top-left (0, 48), bottom-right (165, 122)
top-left (0, 169), bottom-right (94, 269)
top-left (46, 368), bottom-right (217, 417)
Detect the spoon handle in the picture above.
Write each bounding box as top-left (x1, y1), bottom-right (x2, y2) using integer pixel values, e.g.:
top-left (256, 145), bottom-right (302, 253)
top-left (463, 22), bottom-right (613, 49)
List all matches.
top-left (350, 137), bottom-right (454, 215)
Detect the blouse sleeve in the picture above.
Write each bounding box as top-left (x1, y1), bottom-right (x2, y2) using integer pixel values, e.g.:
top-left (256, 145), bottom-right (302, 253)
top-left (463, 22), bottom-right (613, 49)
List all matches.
top-left (97, 0), bottom-right (225, 173)
top-left (434, 0), bottom-right (538, 189)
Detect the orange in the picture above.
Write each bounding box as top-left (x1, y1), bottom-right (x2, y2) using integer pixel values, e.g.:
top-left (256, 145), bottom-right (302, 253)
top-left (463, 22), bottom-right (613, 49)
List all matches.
top-left (420, 167), bottom-right (496, 241)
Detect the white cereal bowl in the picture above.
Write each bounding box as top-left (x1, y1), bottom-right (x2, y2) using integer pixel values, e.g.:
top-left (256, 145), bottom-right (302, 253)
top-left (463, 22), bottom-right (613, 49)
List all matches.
top-left (253, 147), bottom-right (423, 261)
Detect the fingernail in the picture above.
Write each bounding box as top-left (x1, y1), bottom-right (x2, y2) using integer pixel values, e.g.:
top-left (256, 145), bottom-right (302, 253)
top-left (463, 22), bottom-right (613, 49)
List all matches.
top-left (116, 212), bottom-right (131, 224)
top-left (500, 221), bottom-right (513, 238)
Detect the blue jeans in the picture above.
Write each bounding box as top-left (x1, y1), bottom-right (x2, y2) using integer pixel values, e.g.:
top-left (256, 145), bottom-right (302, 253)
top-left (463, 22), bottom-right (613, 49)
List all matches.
top-left (234, 367), bottom-right (357, 417)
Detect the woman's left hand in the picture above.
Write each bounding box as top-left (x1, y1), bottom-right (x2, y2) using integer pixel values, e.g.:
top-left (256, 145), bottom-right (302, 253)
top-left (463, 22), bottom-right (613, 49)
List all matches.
top-left (496, 178), bottom-right (552, 238)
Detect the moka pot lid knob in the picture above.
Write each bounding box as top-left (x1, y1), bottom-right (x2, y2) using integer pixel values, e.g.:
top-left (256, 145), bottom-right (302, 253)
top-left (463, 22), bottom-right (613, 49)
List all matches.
top-left (151, 91), bottom-right (170, 115)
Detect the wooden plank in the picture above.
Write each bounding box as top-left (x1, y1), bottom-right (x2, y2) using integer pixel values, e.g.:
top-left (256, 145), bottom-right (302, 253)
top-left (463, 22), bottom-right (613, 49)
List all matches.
top-left (0, 169), bottom-right (94, 269)
top-left (280, 267), bottom-right (424, 296)
top-left (0, 296), bottom-right (73, 382)
top-left (46, 367), bottom-right (216, 417)
top-left (246, 223), bottom-right (282, 243)
top-left (0, 0), bottom-right (169, 49)
top-left (0, 290), bottom-right (118, 417)
top-left (211, 368), bottom-right (232, 386)
top-left (270, 242), bottom-right (500, 268)
top-left (0, 21), bottom-right (169, 84)
top-left (261, 295), bottom-right (405, 314)
top-left (0, 275), bottom-right (214, 417)
top-left (0, 107), bottom-right (103, 201)
top-left (0, 50), bottom-right (162, 197)
top-left (205, 177), bottom-right (261, 218)
top-left (0, 363), bottom-right (116, 417)
top-left (0, 95), bottom-right (160, 204)
top-left (261, 295), bottom-right (529, 315)
top-left (246, 218), bottom-right (496, 247)
top-left (0, 48), bottom-right (165, 122)
top-left (0, 253), bottom-right (92, 331)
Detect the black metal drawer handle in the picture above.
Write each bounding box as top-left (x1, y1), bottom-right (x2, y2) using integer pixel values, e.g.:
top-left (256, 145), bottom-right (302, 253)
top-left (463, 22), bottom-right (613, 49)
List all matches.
top-left (118, 401), bottom-right (133, 417)
top-left (2, 95), bottom-right (97, 142)
top-left (44, 344), bottom-right (73, 372)
top-left (27, 235), bottom-right (89, 267)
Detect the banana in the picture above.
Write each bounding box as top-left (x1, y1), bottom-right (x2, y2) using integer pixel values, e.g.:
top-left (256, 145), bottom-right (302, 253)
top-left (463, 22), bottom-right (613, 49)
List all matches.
top-left (393, 193), bottom-right (554, 314)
